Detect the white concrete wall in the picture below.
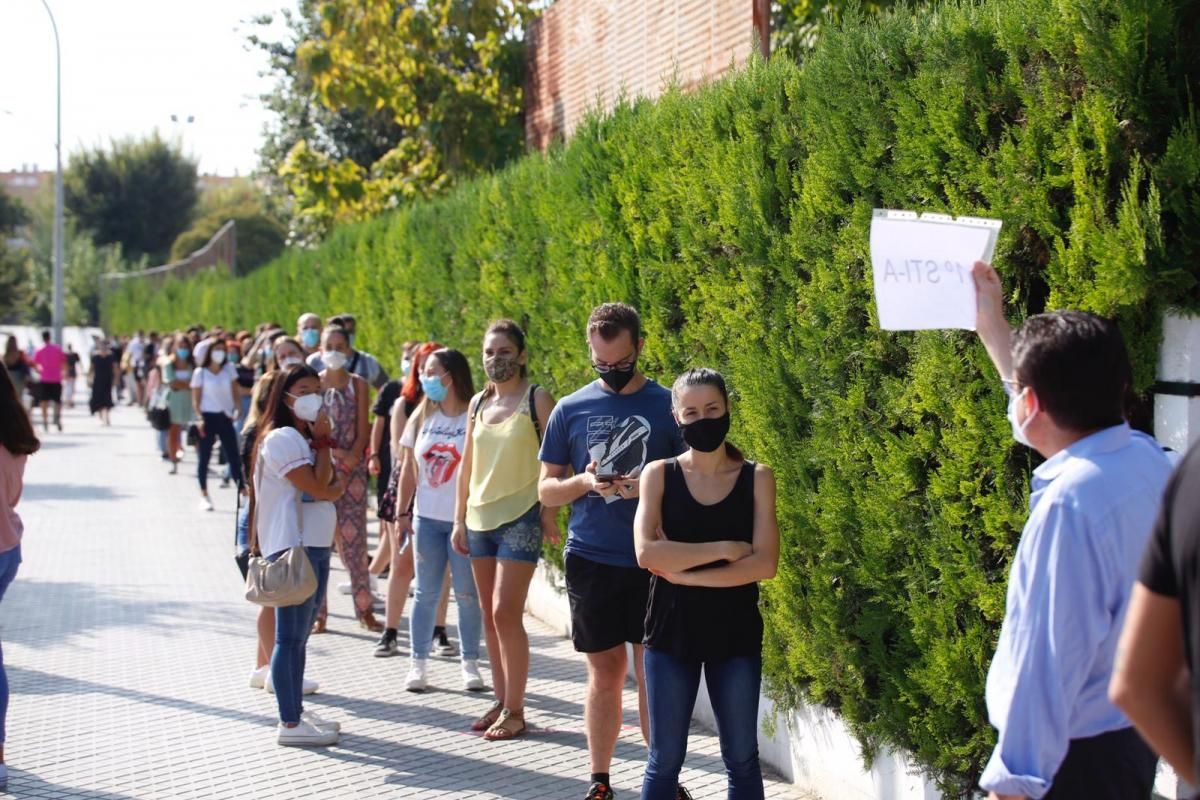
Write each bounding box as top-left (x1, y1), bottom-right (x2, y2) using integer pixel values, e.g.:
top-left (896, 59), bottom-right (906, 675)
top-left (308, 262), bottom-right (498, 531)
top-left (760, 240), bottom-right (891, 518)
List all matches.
top-left (1152, 311), bottom-right (1199, 800)
top-left (524, 562), bottom-right (942, 800)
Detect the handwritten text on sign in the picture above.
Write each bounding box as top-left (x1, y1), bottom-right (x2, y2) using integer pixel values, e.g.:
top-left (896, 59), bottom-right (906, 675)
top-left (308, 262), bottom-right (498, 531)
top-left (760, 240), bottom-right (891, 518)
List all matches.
top-left (870, 210), bottom-right (1002, 331)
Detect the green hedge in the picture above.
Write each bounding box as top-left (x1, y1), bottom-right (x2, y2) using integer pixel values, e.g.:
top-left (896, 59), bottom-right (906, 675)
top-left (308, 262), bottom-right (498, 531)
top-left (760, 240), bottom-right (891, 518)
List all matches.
top-left (104, 0), bottom-right (1200, 793)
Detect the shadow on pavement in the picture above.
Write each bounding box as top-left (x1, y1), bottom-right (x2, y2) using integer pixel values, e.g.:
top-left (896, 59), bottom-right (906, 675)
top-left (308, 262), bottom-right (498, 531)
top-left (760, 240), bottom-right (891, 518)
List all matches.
top-left (21, 483), bottom-right (132, 502)
top-left (2, 769), bottom-right (143, 800)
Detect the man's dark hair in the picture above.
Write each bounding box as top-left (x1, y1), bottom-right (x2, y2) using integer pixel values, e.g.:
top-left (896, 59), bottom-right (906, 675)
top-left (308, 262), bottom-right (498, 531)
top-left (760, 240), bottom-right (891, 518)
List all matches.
top-left (41, 330), bottom-right (50, 343)
top-left (1012, 310), bottom-right (1131, 433)
top-left (587, 303), bottom-right (641, 343)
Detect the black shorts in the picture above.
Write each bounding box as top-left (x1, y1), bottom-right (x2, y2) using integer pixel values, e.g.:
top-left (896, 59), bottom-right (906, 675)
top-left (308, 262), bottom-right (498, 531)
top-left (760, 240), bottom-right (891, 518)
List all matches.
top-left (565, 552), bottom-right (651, 653)
top-left (36, 383), bottom-right (62, 404)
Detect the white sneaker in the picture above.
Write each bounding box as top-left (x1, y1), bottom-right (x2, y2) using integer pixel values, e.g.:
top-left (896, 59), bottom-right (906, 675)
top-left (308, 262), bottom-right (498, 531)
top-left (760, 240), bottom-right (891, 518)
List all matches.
top-left (461, 659), bottom-right (485, 692)
top-left (406, 658), bottom-right (429, 692)
top-left (248, 665), bottom-right (269, 689)
top-left (265, 672), bottom-right (319, 695)
top-left (199, 496), bottom-right (214, 512)
top-left (277, 719), bottom-right (338, 747)
top-left (302, 709), bottom-right (341, 732)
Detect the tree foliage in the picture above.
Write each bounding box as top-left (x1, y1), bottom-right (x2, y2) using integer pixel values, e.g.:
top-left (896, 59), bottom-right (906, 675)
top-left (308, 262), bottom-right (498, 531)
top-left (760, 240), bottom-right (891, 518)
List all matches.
top-left (64, 133), bottom-right (198, 263)
top-left (772, 0), bottom-right (898, 57)
top-left (106, 0), bottom-right (1200, 793)
top-left (0, 188), bottom-right (33, 323)
top-left (170, 179), bottom-right (286, 272)
top-left (252, 0), bottom-right (535, 245)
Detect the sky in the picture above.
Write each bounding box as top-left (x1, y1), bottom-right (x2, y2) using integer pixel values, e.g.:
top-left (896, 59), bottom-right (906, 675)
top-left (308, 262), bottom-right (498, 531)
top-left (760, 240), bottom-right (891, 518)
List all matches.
top-left (0, 0), bottom-right (295, 177)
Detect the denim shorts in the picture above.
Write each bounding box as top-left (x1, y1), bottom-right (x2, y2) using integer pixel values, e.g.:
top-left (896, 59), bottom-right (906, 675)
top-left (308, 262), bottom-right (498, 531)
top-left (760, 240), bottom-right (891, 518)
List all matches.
top-left (467, 504), bottom-right (543, 563)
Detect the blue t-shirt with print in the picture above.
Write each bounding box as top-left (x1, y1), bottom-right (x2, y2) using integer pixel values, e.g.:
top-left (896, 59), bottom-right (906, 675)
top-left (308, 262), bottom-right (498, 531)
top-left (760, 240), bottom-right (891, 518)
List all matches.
top-left (539, 378), bottom-right (685, 568)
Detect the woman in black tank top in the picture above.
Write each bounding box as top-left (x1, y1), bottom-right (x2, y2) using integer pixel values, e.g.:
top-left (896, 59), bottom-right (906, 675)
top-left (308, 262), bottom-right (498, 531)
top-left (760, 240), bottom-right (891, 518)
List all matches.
top-left (634, 369), bottom-right (779, 800)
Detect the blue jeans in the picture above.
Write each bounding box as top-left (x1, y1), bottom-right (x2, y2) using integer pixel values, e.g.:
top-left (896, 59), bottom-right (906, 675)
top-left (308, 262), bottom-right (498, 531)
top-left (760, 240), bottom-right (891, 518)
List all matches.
top-left (236, 500), bottom-right (251, 553)
top-left (0, 545), bottom-right (21, 744)
top-left (409, 516), bottom-right (481, 660)
top-left (270, 546), bottom-right (331, 724)
top-left (641, 649), bottom-right (764, 800)
top-left (197, 412), bottom-right (242, 492)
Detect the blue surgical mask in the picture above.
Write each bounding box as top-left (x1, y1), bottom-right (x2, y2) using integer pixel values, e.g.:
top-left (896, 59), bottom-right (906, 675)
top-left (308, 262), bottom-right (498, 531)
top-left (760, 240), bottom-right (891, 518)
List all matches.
top-left (420, 375), bottom-right (449, 403)
top-left (301, 329), bottom-right (320, 348)
top-left (177, 348), bottom-right (190, 360)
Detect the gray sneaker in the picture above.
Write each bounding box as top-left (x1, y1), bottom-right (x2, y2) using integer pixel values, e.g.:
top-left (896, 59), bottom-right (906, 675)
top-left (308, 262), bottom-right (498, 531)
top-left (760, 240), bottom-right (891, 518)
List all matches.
top-left (374, 629), bottom-right (400, 658)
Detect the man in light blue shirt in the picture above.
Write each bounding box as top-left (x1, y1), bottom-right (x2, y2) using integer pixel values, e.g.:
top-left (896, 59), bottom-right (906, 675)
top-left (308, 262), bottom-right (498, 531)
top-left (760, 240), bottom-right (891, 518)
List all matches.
top-left (972, 261), bottom-right (1169, 800)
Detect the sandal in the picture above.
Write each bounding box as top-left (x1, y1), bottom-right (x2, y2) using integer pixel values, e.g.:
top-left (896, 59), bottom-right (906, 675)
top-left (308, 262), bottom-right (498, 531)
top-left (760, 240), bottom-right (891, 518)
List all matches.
top-left (471, 700), bottom-right (504, 732)
top-left (311, 618), bottom-right (327, 634)
top-left (484, 708), bottom-right (526, 741)
top-left (358, 611), bottom-right (383, 633)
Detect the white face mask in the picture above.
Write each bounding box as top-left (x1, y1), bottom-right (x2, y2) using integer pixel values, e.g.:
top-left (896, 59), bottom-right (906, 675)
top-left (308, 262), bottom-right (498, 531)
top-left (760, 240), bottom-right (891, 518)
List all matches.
top-left (289, 392), bottom-right (323, 423)
top-left (279, 356), bottom-right (304, 370)
top-left (1007, 387), bottom-right (1037, 448)
top-left (323, 350), bottom-right (348, 371)
top-left (211, 350), bottom-right (227, 365)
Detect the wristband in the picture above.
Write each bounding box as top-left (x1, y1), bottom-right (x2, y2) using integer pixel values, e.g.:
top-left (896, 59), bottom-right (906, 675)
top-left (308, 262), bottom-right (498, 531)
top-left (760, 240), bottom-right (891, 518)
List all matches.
top-left (311, 437), bottom-right (336, 450)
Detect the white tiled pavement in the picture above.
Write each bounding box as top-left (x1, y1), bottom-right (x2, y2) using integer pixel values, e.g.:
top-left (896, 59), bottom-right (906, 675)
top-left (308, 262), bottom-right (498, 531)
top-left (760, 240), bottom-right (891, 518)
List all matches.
top-left (3, 400), bottom-right (809, 799)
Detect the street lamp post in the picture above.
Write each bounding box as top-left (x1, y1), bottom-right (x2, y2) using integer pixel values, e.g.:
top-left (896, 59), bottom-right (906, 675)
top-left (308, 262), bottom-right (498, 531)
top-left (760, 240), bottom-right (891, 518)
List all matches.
top-left (40, 0), bottom-right (64, 345)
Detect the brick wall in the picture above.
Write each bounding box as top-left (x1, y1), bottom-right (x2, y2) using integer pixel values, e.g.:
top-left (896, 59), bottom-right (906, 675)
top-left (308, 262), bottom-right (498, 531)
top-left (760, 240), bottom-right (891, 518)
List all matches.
top-left (525, 0), bottom-right (768, 150)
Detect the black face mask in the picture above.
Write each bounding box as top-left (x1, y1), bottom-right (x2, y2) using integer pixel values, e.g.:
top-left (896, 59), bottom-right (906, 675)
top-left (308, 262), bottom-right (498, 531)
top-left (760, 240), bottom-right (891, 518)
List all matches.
top-left (681, 413), bottom-right (731, 453)
top-left (595, 361), bottom-right (637, 393)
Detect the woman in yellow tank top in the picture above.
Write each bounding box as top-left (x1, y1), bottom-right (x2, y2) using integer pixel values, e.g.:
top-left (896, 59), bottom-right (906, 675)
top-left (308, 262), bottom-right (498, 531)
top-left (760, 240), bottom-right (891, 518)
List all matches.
top-left (452, 320), bottom-right (559, 741)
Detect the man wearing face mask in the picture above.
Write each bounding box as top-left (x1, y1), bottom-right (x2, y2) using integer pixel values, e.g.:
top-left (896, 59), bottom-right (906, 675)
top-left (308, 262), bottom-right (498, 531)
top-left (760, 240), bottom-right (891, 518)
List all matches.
top-left (306, 314), bottom-right (389, 391)
top-left (297, 313), bottom-right (323, 356)
top-left (539, 303), bottom-right (685, 800)
top-left (971, 261), bottom-right (1170, 800)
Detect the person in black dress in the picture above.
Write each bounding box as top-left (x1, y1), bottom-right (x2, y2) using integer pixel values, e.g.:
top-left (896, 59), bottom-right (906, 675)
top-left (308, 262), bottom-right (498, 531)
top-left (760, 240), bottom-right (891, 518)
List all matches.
top-left (634, 368), bottom-right (779, 800)
top-left (88, 341), bottom-right (118, 425)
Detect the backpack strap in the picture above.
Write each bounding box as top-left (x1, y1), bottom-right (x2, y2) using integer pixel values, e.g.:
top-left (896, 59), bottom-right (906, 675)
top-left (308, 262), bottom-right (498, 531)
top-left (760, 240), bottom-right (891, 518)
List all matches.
top-left (528, 384), bottom-right (541, 442)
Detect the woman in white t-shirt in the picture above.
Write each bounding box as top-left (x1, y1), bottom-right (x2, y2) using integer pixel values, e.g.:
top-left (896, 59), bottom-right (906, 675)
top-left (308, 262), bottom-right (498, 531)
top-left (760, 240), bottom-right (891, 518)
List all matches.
top-left (249, 363), bottom-right (345, 747)
top-left (191, 338), bottom-right (242, 512)
top-left (397, 348), bottom-right (483, 693)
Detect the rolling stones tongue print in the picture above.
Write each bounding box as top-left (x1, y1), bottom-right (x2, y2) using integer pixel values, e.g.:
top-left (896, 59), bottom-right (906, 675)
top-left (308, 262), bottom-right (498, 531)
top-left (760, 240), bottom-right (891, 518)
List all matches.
top-left (422, 441), bottom-right (462, 488)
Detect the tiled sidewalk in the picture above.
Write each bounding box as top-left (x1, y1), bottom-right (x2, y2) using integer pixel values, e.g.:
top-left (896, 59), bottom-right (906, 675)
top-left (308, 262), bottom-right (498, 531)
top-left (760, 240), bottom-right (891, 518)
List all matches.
top-left (3, 401), bottom-right (808, 799)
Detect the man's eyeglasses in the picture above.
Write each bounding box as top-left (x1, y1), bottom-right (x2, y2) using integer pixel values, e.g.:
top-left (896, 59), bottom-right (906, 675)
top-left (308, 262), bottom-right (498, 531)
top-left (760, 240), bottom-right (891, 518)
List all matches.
top-left (591, 354), bottom-right (637, 374)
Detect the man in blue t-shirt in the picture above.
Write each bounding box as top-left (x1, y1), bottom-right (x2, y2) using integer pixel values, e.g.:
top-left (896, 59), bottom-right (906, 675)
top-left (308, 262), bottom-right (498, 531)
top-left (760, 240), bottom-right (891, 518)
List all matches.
top-left (539, 303), bottom-right (684, 800)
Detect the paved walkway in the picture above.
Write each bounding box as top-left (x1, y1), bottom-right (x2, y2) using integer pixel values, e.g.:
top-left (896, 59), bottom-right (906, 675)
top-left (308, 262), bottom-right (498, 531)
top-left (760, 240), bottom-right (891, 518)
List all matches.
top-left (4, 400), bottom-right (807, 799)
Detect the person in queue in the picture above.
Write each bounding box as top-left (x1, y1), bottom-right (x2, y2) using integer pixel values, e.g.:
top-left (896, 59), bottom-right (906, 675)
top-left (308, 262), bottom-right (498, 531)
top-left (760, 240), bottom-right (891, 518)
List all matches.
top-left (374, 342), bottom-right (456, 659)
top-left (271, 337), bottom-right (307, 373)
top-left (452, 320), bottom-right (559, 740)
top-left (451, 316), bottom-right (559, 738)
top-left (307, 313), bottom-right (389, 391)
top-left (239, 370), bottom-right (282, 692)
top-left (0, 362), bottom-right (39, 789)
top-left (249, 364), bottom-right (344, 746)
top-left (312, 325), bottom-right (380, 633)
top-left (397, 348), bottom-right (482, 691)
top-left (538, 303), bottom-right (685, 800)
top-left (971, 261), bottom-right (1169, 800)
top-left (635, 368), bottom-right (778, 800)
top-left (162, 334), bottom-right (195, 473)
top-left (191, 338), bottom-right (243, 512)
top-left (297, 313), bottom-right (322, 356)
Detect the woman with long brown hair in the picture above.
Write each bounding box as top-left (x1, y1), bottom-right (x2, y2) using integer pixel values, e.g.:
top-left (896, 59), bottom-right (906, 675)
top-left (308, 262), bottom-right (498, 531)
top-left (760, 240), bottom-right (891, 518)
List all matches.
top-left (0, 361), bottom-right (40, 788)
top-left (249, 363), bottom-right (345, 746)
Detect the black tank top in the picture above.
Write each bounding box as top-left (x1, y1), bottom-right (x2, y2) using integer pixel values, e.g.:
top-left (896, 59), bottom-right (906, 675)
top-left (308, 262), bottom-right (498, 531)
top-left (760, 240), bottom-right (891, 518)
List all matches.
top-left (643, 458), bottom-right (763, 662)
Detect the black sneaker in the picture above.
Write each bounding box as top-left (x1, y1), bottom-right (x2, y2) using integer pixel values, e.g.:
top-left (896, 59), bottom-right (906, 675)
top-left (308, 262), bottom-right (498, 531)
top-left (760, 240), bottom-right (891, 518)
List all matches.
top-left (434, 629), bottom-right (457, 657)
top-left (374, 628), bottom-right (399, 658)
top-left (585, 783), bottom-right (614, 800)
top-left (676, 787), bottom-right (694, 800)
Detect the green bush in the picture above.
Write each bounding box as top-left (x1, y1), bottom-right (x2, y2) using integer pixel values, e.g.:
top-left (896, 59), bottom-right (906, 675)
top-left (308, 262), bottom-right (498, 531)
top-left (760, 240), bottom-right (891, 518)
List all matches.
top-left (103, 0), bottom-right (1200, 792)
top-left (170, 211), bottom-right (286, 273)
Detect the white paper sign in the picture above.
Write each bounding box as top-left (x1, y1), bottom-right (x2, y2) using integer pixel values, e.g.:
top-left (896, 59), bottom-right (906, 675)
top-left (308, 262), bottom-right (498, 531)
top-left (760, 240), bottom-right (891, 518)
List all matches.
top-left (870, 209), bottom-right (1002, 331)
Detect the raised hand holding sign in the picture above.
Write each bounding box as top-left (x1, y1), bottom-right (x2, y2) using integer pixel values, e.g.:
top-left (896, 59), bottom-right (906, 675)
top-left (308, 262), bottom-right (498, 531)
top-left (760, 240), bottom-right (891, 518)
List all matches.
top-left (870, 209), bottom-right (1002, 331)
